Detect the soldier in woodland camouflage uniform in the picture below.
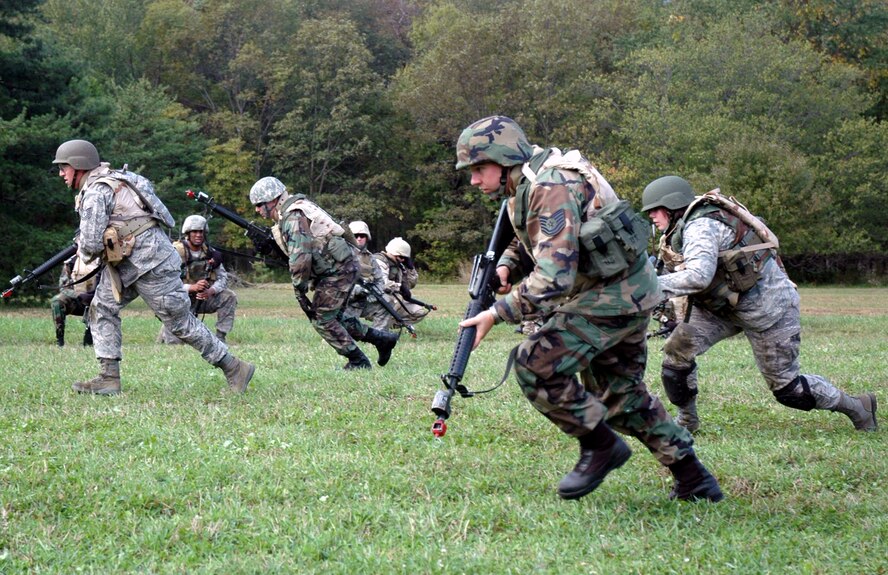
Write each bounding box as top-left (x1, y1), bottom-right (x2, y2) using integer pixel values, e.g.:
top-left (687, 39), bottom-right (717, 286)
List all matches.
top-left (369, 237), bottom-right (430, 331)
top-left (50, 251), bottom-right (99, 346)
top-left (53, 139), bottom-right (255, 395)
top-left (158, 215), bottom-right (238, 344)
top-left (642, 175), bottom-right (877, 433)
top-left (456, 116), bottom-right (723, 502)
top-left (249, 178), bottom-right (398, 369)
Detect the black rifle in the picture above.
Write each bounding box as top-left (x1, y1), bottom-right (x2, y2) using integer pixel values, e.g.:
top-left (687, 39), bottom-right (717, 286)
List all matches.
top-left (397, 282), bottom-right (437, 311)
top-left (187, 247), bottom-right (223, 316)
top-left (3, 244), bottom-right (78, 299)
top-left (187, 189), bottom-right (318, 320)
top-left (431, 200), bottom-right (515, 438)
top-left (360, 279), bottom-right (417, 338)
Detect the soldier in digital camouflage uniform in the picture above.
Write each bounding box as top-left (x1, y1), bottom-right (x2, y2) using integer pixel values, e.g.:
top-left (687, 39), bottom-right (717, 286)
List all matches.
top-left (642, 175), bottom-right (877, 433)
top-left (53, 139), bottom-right (255, 395)
top-left (249, 177), bottom-right (398, 369)
top-left (456, 116), bottom-right (723, 502)
top-left (51, 251), bottom-right (99, 346)
top-left (158, 215), bottom-right (238, 344)
top-left (369, 237), bottom-right (430, 331)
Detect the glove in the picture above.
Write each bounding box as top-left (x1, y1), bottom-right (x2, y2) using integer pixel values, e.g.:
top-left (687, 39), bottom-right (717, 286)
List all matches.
top-left (77, 292), bottom-right (94, 306)
top-left (295, 280), bottom-right (310, 293)
top-left (403, 257), bottom-right (415, 270)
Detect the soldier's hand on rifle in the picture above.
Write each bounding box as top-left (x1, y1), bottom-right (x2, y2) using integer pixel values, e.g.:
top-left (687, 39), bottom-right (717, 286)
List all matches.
top-left (459, 309), bottom-right (497, 351)
top-left (196, 286), bottom-right (214, 300)
top-left (495, 265), bottom-right (512, 295)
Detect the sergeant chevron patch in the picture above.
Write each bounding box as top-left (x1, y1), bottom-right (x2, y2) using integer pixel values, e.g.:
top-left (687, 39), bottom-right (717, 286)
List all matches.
top-left (539, 210), bottom-right (566, 236)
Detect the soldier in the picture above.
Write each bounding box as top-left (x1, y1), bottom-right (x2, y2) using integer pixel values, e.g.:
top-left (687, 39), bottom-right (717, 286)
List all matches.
top-left (456, 116), bottom-right (723, 502)
top-left (50, 251), bottom-right (99, 347)
top-left (369, 237), bottom-right (430, 331)
top-left (641, 175), bottom-right (877, 433)
top-left (52, 139), bottom-right (254, 395)
top-left (342, 221), bottom-right (388, 327)
top-left (158, 215), bottom-right (238, 344)
top-left (248, 177), bottom-right (398, 369)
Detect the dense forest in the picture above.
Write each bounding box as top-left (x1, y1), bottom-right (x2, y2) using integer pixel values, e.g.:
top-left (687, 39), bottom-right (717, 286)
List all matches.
top-left (2, 0), bottom-right (886, 284)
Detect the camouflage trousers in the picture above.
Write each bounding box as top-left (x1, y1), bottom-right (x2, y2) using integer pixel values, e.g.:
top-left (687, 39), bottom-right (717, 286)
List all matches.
top-left (51, 292), bottom-right (89, 329)
top-left (90, 259), bottom-right (228, 365)
top-left (306, 259), bottom-right (365, 356)
top-left (514, 311), bottom-right (693, 466)
top-left (662, 300), bottom-right (842, 409)
top-left (363, 294), bottom-right (429, 330)
top-left (158, 288), bottom-right (238, 343)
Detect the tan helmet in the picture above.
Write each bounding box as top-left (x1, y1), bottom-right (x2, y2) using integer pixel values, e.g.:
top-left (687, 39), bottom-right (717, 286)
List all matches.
top-left (249, 176), bottom-right (287, 205)
top-left (182, 214), bottom-right (208, 235)
top-left (349, 220), bottom-right (371, 240)
top-left (52, 139), bottom-right (101, 171)
top-left (385, 237), bottom-right (411, 258)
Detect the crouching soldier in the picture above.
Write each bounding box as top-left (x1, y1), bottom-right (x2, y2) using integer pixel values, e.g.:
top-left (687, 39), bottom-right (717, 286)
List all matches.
top-left (51, 251), bottom-right (99, 346)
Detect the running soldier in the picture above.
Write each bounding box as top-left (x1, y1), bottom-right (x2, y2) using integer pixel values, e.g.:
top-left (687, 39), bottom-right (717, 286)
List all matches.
top-left (456, 116), bottom-right (723, 502)
top-left (641, 175), bottom-right (877, 433)
top-left (53, 139), bottom-right (254, 395)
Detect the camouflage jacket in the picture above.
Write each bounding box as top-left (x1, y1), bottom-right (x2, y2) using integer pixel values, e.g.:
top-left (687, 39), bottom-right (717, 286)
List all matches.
top-left (173, 240), bottom-right (229, 293)
top-left (493, 151), bottom-right (661, 322)
top-left (659, 210), bottom-right (797, 330)
top-left (374, 252), bottom-right (418, 294)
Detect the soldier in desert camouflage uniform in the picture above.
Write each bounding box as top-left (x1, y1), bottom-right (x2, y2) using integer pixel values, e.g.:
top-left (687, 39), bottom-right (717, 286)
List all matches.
top-left (249, 177), bottom-right (398, 369)
top-left (642, 175), bottom-right (877, 433)
top-left (53, 139), bottom-right (254, 395)
top-left (456, 116), bottom-right (723, 502)
top-left (369, 237), bottom-right (430, 331)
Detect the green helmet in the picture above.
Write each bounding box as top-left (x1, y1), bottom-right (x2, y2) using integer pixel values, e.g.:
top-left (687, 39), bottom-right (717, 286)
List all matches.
top-left (641, 176), bottom-right (696, 213)
top-left (52, 139), bottom-right (101, 171)
top-left (455, 116), bottom-right (534, 170)
top-left (181, 214), bottom-right (208, 235)
top-left (249, 176), bottom-right (286, 205)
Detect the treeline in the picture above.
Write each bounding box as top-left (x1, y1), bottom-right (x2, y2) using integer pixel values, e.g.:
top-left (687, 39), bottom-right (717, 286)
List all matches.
top-left (2, 0), bottom-right (887, 284)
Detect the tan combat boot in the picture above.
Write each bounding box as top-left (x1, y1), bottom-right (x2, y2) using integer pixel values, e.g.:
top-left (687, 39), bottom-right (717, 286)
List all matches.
top-left (218, 354), bottom-right (255, 393)
top-left (72, 358), bottom-right (121, 395)
top-left (674, 397), bottom-right (701, 433)
top-left (834, 392), bottom-right (878, 431)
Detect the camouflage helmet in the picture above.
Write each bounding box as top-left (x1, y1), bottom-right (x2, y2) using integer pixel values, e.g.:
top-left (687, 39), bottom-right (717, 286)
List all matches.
top-left (181, 214), bottom-right (208, 235)
top-left (455, 116), bottom-right (534, 170)
top-left (249, 176), bottom-right (286, 205)
top-left (385, 237), bottom-right (411, 258)
top-left (52, 139), bottom-right (101, 171)
top-left (349, 220), bottom-right (371, 240)
top-left (641, 176), bottom-right (696, 213)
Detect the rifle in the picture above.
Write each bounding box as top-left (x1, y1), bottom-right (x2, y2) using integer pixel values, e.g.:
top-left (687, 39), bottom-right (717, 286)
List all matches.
top-left (431, 200), bottom-right (515, 438)
top-left (360, 279), bottom-right (417, 338)
top-left (3, 244), bottom-right (78, 299)
top-left (186, 189), bottom-right (286, 260)
top-left (188, 247), bottom-right (223, 316)
top-left (397, 282), bottom-right (437, 311)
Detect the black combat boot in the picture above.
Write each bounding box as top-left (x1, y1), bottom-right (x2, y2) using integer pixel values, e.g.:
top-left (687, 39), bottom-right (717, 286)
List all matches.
top-left (364, 328), bottom-right (400, 366)
top-left (667, 450), bottom-right (724, 502)
top-left (343, 347), bottom-right (372, 370)
top-left (557, 421), bottom-right (632, 500)
top-left (82, 327), bottom-right (93, 346)
top-left (55, 323), bottom-right (65, 347)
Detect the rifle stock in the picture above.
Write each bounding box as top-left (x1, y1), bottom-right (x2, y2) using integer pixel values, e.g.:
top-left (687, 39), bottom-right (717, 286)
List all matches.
top-left (3, 244), bottom-right (78, 299)
top-left (431, 200), bottom-right (514, 437)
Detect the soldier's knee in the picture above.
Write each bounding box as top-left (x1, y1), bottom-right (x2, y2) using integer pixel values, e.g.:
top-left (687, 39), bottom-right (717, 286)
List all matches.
top-left (661, 361), bottom-right (697, 406)
top-left (773, 375), bottom-right (816, 411)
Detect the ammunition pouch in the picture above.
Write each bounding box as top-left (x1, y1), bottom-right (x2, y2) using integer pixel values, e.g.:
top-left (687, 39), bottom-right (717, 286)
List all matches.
top-left (718, 242), bottom-right (775, 294)
top-left (102, 216), bottom-right (157, 264)
top-left (578, 200), bottom-right (651, 279)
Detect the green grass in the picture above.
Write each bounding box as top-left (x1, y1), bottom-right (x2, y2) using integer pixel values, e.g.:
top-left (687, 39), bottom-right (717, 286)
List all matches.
top-left (0, 285), bottom-right (886, 574)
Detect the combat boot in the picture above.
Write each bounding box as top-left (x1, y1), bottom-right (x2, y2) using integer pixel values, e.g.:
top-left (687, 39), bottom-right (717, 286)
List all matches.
top-left (72, 358), bottom-right (121, 395)
top-left (364, 328), bottom-right (400, 366)
top-left (674, 398), bottom-right (700, 433)
top-left (55, 324), bottom-right (65, 347)
top-left (833, 392), bottom-right (877, 431)
top-left (217, 353), bottom-right (255, 393)
top-left (557, 421), bottom-right (632, 500)
top-left (343, 347), bottom-right (372, 370)
top-left (82, 327), bottom-right (93, 346)
top-left (667, 451), bottom-right (724, 502)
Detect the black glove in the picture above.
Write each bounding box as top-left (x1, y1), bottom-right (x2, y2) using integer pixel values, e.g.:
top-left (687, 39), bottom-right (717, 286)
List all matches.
top-left (403, 257), bottom-right (415, 270)
top-left (399, 282), bottom-right (412, 299)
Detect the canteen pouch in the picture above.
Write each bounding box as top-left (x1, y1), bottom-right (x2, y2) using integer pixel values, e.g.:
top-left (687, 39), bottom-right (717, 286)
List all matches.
top-left (719, 248), bottom-right (760, 293)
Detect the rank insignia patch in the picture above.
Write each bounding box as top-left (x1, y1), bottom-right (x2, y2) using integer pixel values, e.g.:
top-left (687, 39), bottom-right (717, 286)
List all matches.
top-left (539, 210), bottom-right (566, 236)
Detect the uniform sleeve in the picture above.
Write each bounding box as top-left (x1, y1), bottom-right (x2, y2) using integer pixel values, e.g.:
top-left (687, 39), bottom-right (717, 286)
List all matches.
top-left (658, 218), bottom-right (732, 298)
top-left (375, 255), bottom-right (398, 293)
top-left (280, 211), bottom-right (313, 287)
top-left (493, 179), bottom-right (581, 323)
top-left (403, 267), bottom-right (418, 289)
top-left (76, 183), bottom-right (114, 261)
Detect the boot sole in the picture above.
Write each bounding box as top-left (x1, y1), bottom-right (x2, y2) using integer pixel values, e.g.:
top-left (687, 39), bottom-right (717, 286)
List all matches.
top-left (72, 385), bottom-right (121, 396)
top-left (558, 442), bottom-right (632, 500)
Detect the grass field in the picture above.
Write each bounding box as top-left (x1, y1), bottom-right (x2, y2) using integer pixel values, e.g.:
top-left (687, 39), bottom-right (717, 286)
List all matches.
top-left (0, 285), bottom-right (885, 574)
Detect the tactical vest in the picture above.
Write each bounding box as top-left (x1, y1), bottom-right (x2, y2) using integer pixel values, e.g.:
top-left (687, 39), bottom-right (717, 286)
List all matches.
top-left (173, 241), bottom-right (218, 284)
top-left (272, 194), bottom-right (353, 264)
top-left (671, 201), bottom-right (776, 310)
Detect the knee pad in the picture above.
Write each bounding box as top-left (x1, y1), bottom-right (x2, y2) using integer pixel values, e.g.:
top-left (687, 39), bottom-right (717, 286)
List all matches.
top-left (661, 362), bottom-right (697, 406)
top-left (773, 375), bottom-right (816, 411)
